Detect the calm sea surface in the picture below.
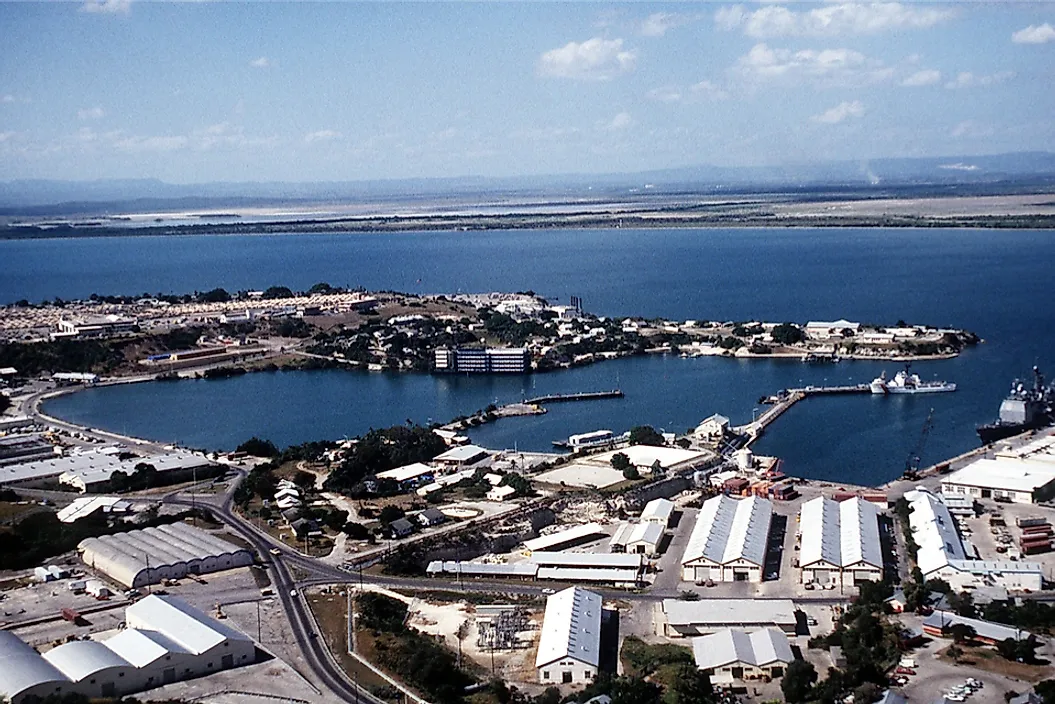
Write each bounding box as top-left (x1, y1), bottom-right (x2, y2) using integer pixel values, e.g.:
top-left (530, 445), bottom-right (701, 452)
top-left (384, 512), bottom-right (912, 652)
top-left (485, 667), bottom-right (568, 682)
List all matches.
top-left (8, 227), bottom-right (1052, 486)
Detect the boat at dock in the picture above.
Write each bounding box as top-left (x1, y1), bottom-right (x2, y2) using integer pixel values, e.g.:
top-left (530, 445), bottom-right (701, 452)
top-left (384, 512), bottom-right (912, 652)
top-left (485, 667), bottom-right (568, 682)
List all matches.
top-left (977, 366), bottom-right (1054, 444)
top-left (870, 366), bottom-right (956, 395)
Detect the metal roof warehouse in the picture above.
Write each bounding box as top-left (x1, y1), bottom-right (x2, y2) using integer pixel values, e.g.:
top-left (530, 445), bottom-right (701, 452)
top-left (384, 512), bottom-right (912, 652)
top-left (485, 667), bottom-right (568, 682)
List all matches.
top-left (682, 495), bottom-right (773, 583)
top-left (798, 496), bottom-right (883, 589)
top-left (662, 599), bottom-right (798, 636)
top-left (535, 587), bottom-right (602, 685)
top-left (78, 522), bottom-right (254, 588)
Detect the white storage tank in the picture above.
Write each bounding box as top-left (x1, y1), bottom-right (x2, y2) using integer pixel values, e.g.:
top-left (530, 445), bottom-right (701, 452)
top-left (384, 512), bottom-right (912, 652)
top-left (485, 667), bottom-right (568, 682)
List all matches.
top-left (735, 448), bottom-right (754, 471)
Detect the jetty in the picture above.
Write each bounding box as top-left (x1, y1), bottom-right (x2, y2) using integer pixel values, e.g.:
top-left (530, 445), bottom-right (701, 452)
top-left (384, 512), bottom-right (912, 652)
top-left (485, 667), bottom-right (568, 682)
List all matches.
top-left (523, 390), bottom-right (623, 405)
top-left (735, 384), bottom-right (871, 441)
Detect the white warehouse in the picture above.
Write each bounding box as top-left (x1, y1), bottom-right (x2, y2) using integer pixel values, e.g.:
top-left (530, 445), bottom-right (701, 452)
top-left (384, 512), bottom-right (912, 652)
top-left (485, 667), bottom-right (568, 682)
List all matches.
top-left (79, 521), bottom-right (254, 588)
top-left (535, 587), bottom-right (602, 685)
top-left (798, 497), bottom-right (883, 589)
top-left (682, 495), bottom-right (773, 583)
top-left (906, 487), bottom-right (1043, 592)
top-left (0, 595), bottom-right (255, 704)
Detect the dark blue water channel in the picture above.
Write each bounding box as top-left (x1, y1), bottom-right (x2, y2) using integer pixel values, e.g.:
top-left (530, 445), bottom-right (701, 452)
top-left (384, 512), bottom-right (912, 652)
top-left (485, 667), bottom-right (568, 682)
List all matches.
top-left (11, 227), bottom-right (1053, 486)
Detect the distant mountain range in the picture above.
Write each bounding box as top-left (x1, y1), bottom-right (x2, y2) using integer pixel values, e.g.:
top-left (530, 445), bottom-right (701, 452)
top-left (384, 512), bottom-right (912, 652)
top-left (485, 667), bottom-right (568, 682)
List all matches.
top-left (3, 151), bottom-right (1055, 213)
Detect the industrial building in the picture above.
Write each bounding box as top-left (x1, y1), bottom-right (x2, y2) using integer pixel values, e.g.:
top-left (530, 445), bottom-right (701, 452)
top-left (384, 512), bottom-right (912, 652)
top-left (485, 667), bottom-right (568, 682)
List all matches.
top-left (523, 523), bottom-right (608, 553)
top-left (640, 498), bottom-right (675, 527)
top-left (624, 522), bottom-right (664, 556)
top-left (0, 434), bottom-right (56, 465)
top-left (682, 495), bottom-right (773, 583)
top-left (797, 497), bottom-right (883, 588)
top-left (427, 554), bottom-right (643, 587)
top-left (692, 628), bottom-right (794, 685)
top-left (433, 444), bottom-right (489, 468)
top-left (922, 610), bottom-right (1033, 645)
top-left (56, 496), bottom-right (133, 523)
top-left (375, 462), bottom-right (435, 488)
top-left (661, 599), bottom-right (798, 637)
top-left (535, 587), bottom-right (602, 685)
top-left (54, 315), bottom-right (138, 339)
top-left (906, 487), bottom-right (1043, 591)
top-left (78, 521), bottom-right (254, 588)
top-left (941, 453), bottom-right (1055, 504)
top-left (433, 347), bottom-right (531, 374)
top-left (0, 449), bottom-right (215, 491)
top-left (0, 595), bottom-right (254, 704)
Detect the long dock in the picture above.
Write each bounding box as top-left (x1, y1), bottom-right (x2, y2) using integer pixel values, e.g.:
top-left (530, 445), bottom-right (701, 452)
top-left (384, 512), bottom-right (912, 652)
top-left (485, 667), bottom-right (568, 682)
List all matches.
top-left (523, 390), bottom-right (623, 405)
top-left (735, 384), bottom-right (871, 441)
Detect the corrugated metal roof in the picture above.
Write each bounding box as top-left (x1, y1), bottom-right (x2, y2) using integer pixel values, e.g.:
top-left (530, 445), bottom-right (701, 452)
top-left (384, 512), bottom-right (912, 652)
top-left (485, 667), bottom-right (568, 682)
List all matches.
top-left (103, 628), bottom-right (188, 668)
top-left (0, 630), bottom-right (70, 700)
top-left (662, 599), bottom-right (796, 628)
top-left (906, 488), bottom-right (966, 576)
top-left (627, 521), bottom-right (664, 547)
top-left (376, 462), bottom-right (434, 483)
top-left (799, 496), bottom-right (882, 569)
top-left (641, 498), bottom-right (675, 524)
top-left (682, 495), bottom-right (772, 568)
top-left (43, 641), bottom-right (131, 682)
top-left (536, 567), bottom-right (641, 583)
top-left (527, 552), bottom-right (643, 569)
top-left (434, 444), bottom-right (488, 462)
top-left (922, 610), bottom-right (1032, 642)
top-left (524, 524), bottom-right (608, 552)
top-left (691, 628), bottom-right (793, 671)
top-left (425, 561), bottom-right (538, 577)
top-left (535, 587), bottom-right (602, 668)
top-left (125, 595), bottom-right (251, 654)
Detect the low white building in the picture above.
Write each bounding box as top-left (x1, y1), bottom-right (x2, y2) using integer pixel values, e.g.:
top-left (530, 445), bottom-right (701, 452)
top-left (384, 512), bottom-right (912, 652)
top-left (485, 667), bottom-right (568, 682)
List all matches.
top-left (692, 628), bottom-right (794, 684)
top-left (535, 587), bottom-right (602, 685)
top-left (625, 522), bottom-right (664, 556)
top-left (906, 487), bottom-right (1043, 591)
top-left (941, 457), bottom-right (1055, 505)
top-left (682, 495), bottom-right (772, 583)
top-left (804, 320), bottom-right (860, 340)
top-left (640, 498), bottom-right (675, 527)
top-left (433, 444), bottom-right (489, 467)
top-left (0, 595), bottom-right (254, 704)
top-left (486, 485), bottom-right (517, 502)
top-left (694, 414), bottom-right (730, 442)
top-left (661, 599), bottom-right (797, 637)
top-left (798, 497), bottom-right (883, 588)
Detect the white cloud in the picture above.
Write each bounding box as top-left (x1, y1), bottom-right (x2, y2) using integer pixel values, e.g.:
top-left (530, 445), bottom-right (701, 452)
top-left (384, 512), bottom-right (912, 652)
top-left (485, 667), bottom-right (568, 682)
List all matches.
top-left (735, 43), bottom-right (890, 85)
top-left (0, 131), bottom-right (15, 143)
top-left (304, 129), bottom-right (341, 144)
top-left (647, 86), bottom-right (683, 103)
top-left (81, 0), bottom-right (131, 14)
top-left (1012, 23), bottom-right (1055, 44)
top-left (77, 106), bottom-right (105, 120)
top-left (113, 135), bottom-right (189, 153)
top-left (951, 120), bottom-right (994, 138)
top-left (945, 71), bottom-right (1014, 89)
top-left (901, 69), bottom-right (941, 87)
top-left (716, 2), bottom-right (951, 38)
top-left (600, 112), bottom-right (634, 132)
top-left (640, 12), bottom-right (686, 37)
top-left (249, 57), bottom-right (271, 69)
top-left (538, 38), bottom-right (637, 81)
top-left (812, 100), bottom-right (865, 124)
top-left (690, 80), bottom-right (729, 100)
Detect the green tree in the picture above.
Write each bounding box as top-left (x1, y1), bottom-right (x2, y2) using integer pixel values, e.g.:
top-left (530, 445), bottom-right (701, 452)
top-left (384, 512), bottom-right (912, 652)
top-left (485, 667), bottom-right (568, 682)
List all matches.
top-left (1035, 679), bottom-right (1055, 704)
top-left (611, 452), bottom-right (631, 472)
top-left (379, 505), bottom-right (405, 524)
top-left (236, 436), bottom-right (279, 457)
top-left (947, 623), bottom-right (977, 645)
top-left (343, 522), bottom-right (370, 539)
top-left (770, 323), bottom-right (805, 345)
top-left (781, 660), bottom-right (818, 704)
top-left (662, 663), bottom-right (715, 704)
top-left (262, 285), bottom-right (295, 299)
top-left (623, 466), bottom-right (640, 481)
top-left (199, 287), bottom-right (231, 303)
top-left (629, 425), bottom-right (665, 446)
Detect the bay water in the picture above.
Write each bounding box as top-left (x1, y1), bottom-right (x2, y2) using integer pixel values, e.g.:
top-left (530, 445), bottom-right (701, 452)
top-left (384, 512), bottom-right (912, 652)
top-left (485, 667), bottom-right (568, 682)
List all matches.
top-left (9, 227), bottom-right (1052, 486)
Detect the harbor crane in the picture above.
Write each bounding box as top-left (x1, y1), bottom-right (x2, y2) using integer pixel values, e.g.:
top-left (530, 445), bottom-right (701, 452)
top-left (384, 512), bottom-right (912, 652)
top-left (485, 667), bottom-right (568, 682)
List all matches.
top-left (902, 408), bottom-right (935, 481)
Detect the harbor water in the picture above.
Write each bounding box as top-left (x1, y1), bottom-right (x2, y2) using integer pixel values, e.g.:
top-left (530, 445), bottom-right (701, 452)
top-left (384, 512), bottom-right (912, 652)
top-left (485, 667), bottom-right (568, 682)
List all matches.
top-left (13, 226), bottom-right (1054, 486)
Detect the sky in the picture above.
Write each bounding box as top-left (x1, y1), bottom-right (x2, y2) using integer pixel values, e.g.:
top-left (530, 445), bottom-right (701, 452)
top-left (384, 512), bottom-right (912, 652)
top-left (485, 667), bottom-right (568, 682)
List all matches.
top-left (1, 1), bottom-right (1054, 183)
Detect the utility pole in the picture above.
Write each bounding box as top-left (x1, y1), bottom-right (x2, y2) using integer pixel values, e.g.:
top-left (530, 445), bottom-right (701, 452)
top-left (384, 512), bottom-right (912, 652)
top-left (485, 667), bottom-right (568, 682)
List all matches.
top-left (257, 599), bottom-right (262, 642)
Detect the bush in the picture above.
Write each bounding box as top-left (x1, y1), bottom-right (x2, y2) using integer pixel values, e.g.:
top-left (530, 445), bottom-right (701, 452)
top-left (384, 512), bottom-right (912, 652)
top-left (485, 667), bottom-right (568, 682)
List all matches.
top-left (236, 437), bottom-right (279, 457)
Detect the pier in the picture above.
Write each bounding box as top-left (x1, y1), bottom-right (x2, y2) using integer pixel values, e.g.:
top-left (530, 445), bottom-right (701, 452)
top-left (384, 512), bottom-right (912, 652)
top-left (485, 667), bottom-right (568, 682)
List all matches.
top-left (523, 390), bottom-right (624, 405)
top-left (735, 384), bottom-right (871, 441)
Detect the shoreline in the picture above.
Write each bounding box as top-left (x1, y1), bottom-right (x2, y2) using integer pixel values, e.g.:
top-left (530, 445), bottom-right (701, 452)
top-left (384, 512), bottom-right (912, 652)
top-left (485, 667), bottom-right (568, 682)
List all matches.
top-left (5, 214), bottom-right (1055, 241)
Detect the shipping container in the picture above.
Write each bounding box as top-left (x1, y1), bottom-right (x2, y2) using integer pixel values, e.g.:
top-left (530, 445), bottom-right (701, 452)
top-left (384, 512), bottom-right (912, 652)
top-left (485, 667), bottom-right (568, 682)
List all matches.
top-left (1017, 517), bottom-right (1048, 528)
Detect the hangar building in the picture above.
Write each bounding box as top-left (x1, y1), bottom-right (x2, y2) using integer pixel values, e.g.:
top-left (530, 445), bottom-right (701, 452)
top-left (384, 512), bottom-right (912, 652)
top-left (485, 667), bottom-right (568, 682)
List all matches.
top-left (0, 595), bottom-right (254, 704)
top-left (78, 521), bottom-right (254, 588)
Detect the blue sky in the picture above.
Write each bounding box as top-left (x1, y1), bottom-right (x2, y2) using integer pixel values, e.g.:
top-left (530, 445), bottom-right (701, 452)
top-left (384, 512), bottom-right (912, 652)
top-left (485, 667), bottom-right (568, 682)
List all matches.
top-left (1, 1), bottom-right (1053, 183)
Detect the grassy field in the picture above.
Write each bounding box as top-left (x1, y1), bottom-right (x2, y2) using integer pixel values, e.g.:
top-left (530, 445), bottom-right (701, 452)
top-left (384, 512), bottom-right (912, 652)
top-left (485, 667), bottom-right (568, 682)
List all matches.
top-left (940, 645), bottom-right (1054, 683)
top-left (305, 590), bottom-right (403, 703)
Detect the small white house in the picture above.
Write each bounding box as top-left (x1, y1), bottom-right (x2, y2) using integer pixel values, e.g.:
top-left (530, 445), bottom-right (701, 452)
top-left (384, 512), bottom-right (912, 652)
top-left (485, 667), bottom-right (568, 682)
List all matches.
top-left (487, 485), bottom-right (517, 502)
